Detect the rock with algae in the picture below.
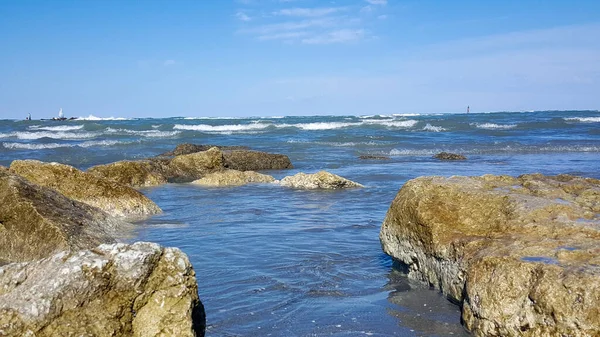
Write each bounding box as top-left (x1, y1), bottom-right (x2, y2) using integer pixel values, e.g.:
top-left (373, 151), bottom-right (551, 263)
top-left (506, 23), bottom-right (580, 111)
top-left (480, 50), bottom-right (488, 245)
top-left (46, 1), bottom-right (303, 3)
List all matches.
top-left (380, 174), bottom-right (600, 336)
top-left (192, 169), bottom-right (275, 187)
top-left (280, 171), bottom-right (363, 189)
top-left (0, 242), bottom-right (205, 337)
top-left (10, 160), bottom-right (162, 219)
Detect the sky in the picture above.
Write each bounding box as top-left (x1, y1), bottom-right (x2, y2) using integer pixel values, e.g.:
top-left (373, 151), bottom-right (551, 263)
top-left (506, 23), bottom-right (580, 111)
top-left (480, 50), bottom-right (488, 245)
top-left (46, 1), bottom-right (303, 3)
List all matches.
top-left (0, 0), bottom-right (599, 119)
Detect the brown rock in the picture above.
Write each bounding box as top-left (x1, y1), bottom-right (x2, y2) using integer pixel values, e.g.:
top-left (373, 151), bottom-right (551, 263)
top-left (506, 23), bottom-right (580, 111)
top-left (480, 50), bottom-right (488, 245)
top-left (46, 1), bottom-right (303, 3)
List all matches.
top-left (11, 160), bottom-right (162, 219)
top-left (87, 160), bottom-right (168, 188)
top-left (166, 147), bottom-right (224, 182)
top-left (380, 174), bottom-right (600, 336)
top-left (158, 143), bottom-right (249, 157)
top-left (0, 170), bottom-right (121, 264)
top-left (280, 171), bottom-right (363, 189)
top-left (359, 155), bottom-right (391, 160)
top-left (0, 242), bottom-right (205, 337)
top-left (192, 169), bottom-right (275, 187)
top-left (223, 150), bottom-right (293, 171)
top-left (433, 152), bottom-right (467, 160)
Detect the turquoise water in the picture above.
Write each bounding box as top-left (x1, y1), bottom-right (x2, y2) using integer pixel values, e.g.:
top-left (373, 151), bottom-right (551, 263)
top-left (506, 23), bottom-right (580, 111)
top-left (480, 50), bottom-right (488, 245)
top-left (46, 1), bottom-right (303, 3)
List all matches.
top-left (1, 111), bottom-right (599, 336)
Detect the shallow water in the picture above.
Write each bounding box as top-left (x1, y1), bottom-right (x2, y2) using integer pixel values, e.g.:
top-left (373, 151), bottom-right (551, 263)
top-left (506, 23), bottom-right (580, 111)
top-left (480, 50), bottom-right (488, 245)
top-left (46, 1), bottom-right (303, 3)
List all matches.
top-left (1, 111), bottom-right (599, 336)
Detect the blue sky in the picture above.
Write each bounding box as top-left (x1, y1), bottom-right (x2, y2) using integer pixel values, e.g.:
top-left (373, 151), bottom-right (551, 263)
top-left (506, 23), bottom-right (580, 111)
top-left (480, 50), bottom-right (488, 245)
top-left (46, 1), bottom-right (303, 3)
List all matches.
top-left (1, 0), bottom-right (599, 118)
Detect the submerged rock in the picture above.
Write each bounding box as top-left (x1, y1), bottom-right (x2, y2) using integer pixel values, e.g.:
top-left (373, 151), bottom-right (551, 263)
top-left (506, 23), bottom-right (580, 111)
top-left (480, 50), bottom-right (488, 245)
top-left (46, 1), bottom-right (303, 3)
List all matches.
top-left (87, 160), bottom-right (168, 187)
top-left (11, 160), bottom-right (162, 218)
top-left (280, 171), bottom-right (363, 189)
top-left (158, 143), bottom-right (249, 157)
top-left (359, 155), bottom-right (391, 160)
top-left (192, 169), bottom-right (275, 187)
top-left (433, 152), bottom-right (467, 160)
top-left (0, 170), bottom-right (121, 264)
top-left (0, 242), bottom-right (205, 337)
top-left (380, 174), bottom-right (600, 336)
top-left (223, 150), bottom-right (293, 171)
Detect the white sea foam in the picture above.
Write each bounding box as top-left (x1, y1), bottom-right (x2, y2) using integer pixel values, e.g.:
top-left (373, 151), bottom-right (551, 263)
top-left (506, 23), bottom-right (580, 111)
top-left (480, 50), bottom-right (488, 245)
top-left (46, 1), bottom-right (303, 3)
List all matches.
top-left (105, 128), bottom-right (181, 138)
top-left (77, 115), bottom-right (130, 121)
top-left (173, 123), bottom-right (271, 132)
top-left (564, 117), bottom-right (600, 123)
top-left (284, 122), bottom-right (356, 130)
top-left (2, 140), bottom-right (126, 150)
top-left (286, 139), bottom-right (382, 147)
top-left (373, 120), bottom-right (418, 128)
top-left (29, 125), bottom-right (84, 131)
top-left (472, 123), bottom-right (517, 130)
top-left (422, 124), bottom-right (446, 132)
top-left (10, 131), bottom-right (98, 140)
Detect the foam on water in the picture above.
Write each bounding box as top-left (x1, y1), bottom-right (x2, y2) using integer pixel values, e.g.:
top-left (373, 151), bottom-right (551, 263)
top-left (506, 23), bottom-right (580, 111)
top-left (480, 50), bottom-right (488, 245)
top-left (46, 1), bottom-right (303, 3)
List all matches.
top-left (564, 117), bottom-right (600, 123)
top-left (472, 123), bottom-right (518, 130)
top-left (422, 124), bottom-right (446, 132)
top-left (77, 114), bottom-right (131, 121)
top-left (2, 140), bottom-right (127, 150)
top-left (29, 125), bottom-right (85, 131)
top-left (105, 128), bottom-right (181, 138)
top-left (284, 122), bottom-right (356, 130)
top-left (8, 131), bottom-right (99, 140)
top-left (174, 123), bottom-right (271, 132)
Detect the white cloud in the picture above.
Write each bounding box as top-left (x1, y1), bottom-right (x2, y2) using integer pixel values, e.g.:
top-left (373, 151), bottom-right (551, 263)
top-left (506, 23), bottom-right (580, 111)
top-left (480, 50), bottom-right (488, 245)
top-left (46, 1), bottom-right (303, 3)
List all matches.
top-left (302, 29), bottom-right (365, 44)
top-left (377, 14), bottom-right (387, 20)
top-left (365, 0), bottom-right (387, 4)
top-left (240, 17), bottom-right (337, 35)
top-left (236, 11), bottom-right (252, 21)
top-left (360, 6), bottom-right (372, 13)
top-left (273, 7), bottom-right (346, 17)
top-left (163, 60), bottom-right (176, 66)
top-left (258, 31), bottom-right (310, 41)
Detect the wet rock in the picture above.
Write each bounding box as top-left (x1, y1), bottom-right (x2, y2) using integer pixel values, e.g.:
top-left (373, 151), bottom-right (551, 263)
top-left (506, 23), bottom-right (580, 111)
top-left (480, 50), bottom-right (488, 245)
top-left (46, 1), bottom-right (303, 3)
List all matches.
top-left (158, 143), bottom-right (248, 157)
top-left (0, 170), bottom-right (122, 264)
top-left (0, 242), bottom-right (205, 337)
top-left (87, 160), bottom-right (168, 188)
top-left (223, 150), bottom-right (293, 171)
top-left (165, 147), bottom-right (224, 183)
top-left (380, 174), bottom-right (600, 336)
top-left (192, 169), bottom-right (275, 187)
top-left (359, 155), bottom-right (391, 160)
top-left (11, 160), bottom-right (162, 219)
top-left (433, 152), bottom-right (467, 160)
top-left (280, 171), bottom-right (363, 189)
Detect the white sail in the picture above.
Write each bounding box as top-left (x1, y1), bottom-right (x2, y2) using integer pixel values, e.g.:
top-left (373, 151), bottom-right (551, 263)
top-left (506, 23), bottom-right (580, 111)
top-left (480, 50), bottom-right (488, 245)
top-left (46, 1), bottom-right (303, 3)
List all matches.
top-left (58, 108), bottom-right (64, 118)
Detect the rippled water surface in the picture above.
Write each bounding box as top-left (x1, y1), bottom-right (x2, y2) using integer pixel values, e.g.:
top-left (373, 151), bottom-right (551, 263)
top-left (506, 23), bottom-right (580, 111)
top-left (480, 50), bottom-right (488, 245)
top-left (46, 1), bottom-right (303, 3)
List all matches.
top-left (1, 111), bottom-right (599, 336)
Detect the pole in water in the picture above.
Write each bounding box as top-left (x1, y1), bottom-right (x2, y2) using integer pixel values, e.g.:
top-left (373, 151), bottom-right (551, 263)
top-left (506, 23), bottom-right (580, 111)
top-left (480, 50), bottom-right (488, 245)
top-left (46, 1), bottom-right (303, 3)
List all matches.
top-left (467, 106), bottom-right (470, 113)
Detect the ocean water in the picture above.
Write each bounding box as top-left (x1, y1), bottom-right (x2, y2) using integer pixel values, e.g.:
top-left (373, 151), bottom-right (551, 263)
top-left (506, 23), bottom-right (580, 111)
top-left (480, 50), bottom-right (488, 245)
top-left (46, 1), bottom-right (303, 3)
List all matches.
top-left (1, 110), bottom-right (599, 336)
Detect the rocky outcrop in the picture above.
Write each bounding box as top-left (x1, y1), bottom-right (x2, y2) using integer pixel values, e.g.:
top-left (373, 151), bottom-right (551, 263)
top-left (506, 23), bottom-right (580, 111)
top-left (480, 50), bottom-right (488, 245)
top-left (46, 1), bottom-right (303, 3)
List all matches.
top-left (223, 150), bottom-right (293, 171)
top-left (280, 171), bottom-right (363, 189)
top-left (0, 170), bottom-right (122, 264)
top-left (165, 147), bottom-right (223, 183)
top-left (87, 160), bottom-right (168, 187)
top-left (0, 242), bottom-right (205, 337)
top-left (380, 174), bottom-right (600, 337)
top-left (192, 169), bottom-right (275, 187)
top-left (10, 160), bottom-right (162, 219)
top-left (158, 143), bottom-right (248, 157)
top-left (433, 152), bottom-right (467, 160)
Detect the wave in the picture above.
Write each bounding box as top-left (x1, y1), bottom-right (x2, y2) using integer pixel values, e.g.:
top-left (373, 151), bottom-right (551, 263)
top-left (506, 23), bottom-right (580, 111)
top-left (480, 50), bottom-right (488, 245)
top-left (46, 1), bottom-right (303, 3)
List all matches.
top-left (173, 124), bottom-right (270, 132)
top-left (422, 124), bottom-right (446, 132)
top-left (1, 140), bottom-right (128, 150)
top-left (563, 117), bottom-right (600, 123)
top-left (3, 131), bottom-right (98, 140)
top-left (369, 120), bottom-right (418, 128)
top-left (286, 139), bottom-right (385, 147)
top-left (77, 115), bottom-right (130, 121)
top-left (389, 145), bottom-right (600, 156)
top-left (283, 122), bottom-right (355, 130)
top-left (472, 123), bottom-right (517, 130)
top-left (29, 125), bottom-right (84, 131)
top-left (105, 128), bottom-right (181, 138)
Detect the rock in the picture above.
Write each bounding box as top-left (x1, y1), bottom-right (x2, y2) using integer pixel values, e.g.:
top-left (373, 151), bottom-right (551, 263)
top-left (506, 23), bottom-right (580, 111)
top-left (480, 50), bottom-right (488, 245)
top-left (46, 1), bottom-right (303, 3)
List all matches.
top-left (87, 160), bottom-right (168, 188)
top-left (158, 143), bottom-right (249, 157)
top-left (165, 147), bottom-right (224, 183)
top-left (380, 174), bottom-right (600, 337)
top-left (223, 150), bottom-right (293, 171)
top-left (433, 152), bottom-right (467, 160)
top-left (192, 169), bottom-right (275, 187)
top-left (11, 160), bottom-right (162, 219)
top-left (359, 155), bottom-right (391, 160)
top-left (280, 171), bottom-right (363, 189)
top-left (0, 170), bottom-right (122, 264)
top-left (0, 242), bottom-right (205, 337)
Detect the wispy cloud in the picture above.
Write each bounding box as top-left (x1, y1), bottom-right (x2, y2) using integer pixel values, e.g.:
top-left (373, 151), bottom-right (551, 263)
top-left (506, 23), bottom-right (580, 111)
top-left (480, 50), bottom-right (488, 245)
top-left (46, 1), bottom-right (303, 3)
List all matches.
top-left (163, 60), bottom-right (176, 66)
top-left (235, 0), bottom-right (386, 44)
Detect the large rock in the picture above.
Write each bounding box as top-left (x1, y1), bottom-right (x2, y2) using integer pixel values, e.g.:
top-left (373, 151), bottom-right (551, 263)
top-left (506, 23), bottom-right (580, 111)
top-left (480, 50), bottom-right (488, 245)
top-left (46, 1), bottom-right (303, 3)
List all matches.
top-left (380, 174), bottom-right (600, 337)
top-left (433, 152), bottom-right (467, 160)
top-left (11, 160), bottom-right (162, 219)
top-left (0, 242), bottom-right (205, 337)
top-left (192, 169), bottom-right (275, 187)
top-left (165, 147), bottom-right (224, 183)
top-left (0, 170), bottom-right (121, 264)
top-left (158, 143), bottom-right (248, 157)
top-left (280, 171), bottom-right (363, 189)
top-left (223, 150), bottom-right (293, 171)
top-left (87, 160), bottom-right (168, 188)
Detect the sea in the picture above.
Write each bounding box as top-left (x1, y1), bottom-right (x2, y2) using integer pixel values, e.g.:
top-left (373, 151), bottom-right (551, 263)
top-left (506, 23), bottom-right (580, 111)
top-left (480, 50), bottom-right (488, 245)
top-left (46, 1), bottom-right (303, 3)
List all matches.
top-left (1, 110), bottom-right (599, 336)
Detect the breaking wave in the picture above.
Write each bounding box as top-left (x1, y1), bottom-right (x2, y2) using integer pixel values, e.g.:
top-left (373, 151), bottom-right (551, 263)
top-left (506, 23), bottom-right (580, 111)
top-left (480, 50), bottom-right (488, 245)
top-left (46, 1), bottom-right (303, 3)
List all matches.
top-left (29, 125), bottom-right (85, 131)
top-left (472, 123), bottom-right (517, 130)
top-left (422, 124), bottom-right (446, 132)
top-left (174, 124), bottom-right (270, 132)
top-left (5, 131), bottom-right (98, 140)
top-left (77, 115), bottom-right (131, 121)
top-left (2, 140), bottom-right (128, 150)
top-left (564, 117), bottom-right (600, 123)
